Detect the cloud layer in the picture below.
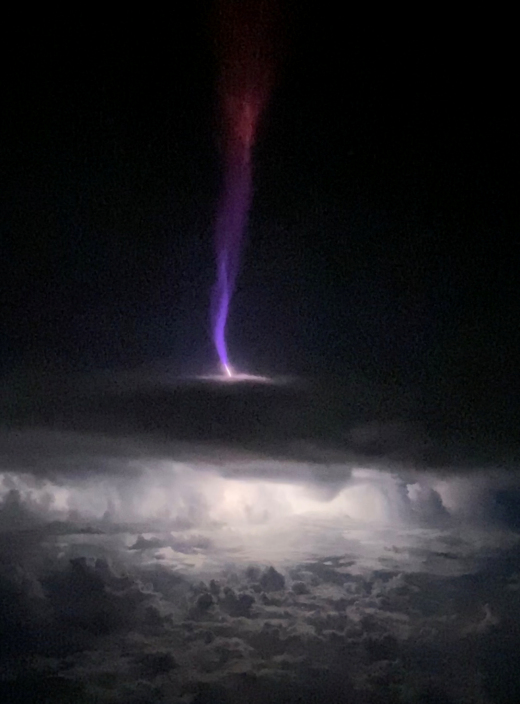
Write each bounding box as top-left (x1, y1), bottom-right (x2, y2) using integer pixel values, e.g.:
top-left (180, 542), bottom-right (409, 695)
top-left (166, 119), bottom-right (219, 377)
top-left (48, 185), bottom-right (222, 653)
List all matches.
top-left (1, 367), bottom-right (520, 702)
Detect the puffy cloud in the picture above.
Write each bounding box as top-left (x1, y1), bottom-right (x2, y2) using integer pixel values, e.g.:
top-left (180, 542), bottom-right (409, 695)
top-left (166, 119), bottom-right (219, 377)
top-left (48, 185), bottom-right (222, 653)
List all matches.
top-left (1, 368), bottom-right (520, 701)
top-left (260, 566), bottom-right (286, 592)
top-left (0, 537), bottom-right (519, 702)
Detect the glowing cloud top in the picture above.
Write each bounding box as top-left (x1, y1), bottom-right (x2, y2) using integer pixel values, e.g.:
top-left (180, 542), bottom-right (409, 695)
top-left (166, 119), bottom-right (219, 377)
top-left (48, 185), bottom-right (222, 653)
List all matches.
top-left (210, 0), bottom-right (279, 374)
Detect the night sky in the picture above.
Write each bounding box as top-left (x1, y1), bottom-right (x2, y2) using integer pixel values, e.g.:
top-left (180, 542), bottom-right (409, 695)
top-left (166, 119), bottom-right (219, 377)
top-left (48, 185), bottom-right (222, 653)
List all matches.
top-left (2, 6), bottom-right (516, 388)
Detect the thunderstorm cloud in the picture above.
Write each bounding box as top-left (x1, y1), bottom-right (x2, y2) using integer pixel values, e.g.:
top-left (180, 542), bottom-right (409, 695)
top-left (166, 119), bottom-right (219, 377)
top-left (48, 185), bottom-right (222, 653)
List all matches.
top-left (1, 366), bottom-right (520, 702)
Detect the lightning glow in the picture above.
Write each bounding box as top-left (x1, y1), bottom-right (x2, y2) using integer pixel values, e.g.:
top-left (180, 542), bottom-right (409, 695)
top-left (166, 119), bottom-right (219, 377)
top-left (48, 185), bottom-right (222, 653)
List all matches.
top-left (210, 0), bottom-right (279, 374)
top-left (196, 371), bottom-right (278, 384)
top-left (2, 454), bottom-right (518, 576)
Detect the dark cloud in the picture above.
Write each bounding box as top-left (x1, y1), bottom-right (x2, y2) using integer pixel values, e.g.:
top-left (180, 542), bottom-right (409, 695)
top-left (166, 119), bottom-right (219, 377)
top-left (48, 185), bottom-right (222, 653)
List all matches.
top-left (132, 650), bottom-right (178, 677)
top-left (3, 366), bottom-right (519, 474)
top-left (259, 566), bottom-right (286, 592)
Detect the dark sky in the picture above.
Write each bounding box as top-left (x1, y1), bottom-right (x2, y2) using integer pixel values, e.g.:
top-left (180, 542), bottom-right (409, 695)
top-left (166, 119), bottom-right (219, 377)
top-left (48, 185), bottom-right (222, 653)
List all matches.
top-left (1, 6), bottom-right (517, 432)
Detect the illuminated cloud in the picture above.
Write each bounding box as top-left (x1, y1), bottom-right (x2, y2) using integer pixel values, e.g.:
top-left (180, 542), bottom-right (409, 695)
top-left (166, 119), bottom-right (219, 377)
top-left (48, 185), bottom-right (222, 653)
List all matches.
top-left (1, 369), bottom-right (520, 702)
